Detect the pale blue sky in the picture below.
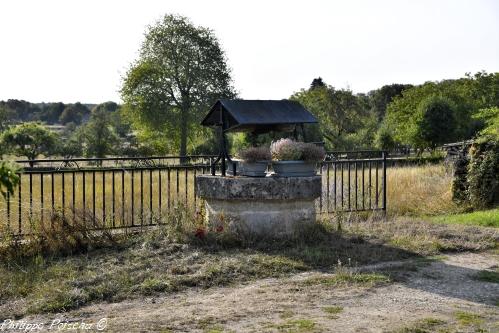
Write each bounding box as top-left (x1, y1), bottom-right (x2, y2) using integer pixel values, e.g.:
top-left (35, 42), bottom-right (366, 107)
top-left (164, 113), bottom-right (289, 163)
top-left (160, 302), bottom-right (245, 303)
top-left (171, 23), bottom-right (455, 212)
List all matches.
top-left (0, 0), bottom-right (498, 103)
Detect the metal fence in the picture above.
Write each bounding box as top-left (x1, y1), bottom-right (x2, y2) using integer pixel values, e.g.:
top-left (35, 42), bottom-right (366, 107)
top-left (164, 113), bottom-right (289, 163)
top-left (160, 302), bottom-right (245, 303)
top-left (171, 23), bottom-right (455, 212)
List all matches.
top-left (1, 154), bottom-right (386, 236)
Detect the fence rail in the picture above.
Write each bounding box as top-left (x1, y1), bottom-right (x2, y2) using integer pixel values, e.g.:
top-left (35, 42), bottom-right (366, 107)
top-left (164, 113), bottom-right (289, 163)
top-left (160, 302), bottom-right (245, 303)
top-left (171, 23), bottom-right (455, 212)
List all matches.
top-left (1, 155), bottom-right (386, 236)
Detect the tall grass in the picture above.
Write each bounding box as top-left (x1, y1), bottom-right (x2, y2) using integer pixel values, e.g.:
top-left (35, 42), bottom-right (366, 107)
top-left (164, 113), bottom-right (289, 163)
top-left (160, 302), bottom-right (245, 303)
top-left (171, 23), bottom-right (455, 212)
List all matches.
top-left (386, 164), bottom-right (458, 216)
top-left (0, 164), bottom-right (458, 235)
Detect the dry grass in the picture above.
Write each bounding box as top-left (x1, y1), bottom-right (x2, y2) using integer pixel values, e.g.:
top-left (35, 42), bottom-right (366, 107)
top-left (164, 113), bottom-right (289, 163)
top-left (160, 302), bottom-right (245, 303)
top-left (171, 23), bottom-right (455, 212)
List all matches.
top-left (386, 164), bottom-right (458, 216)
top-left (0, 163), bottom-right (472, 236)
top-left (0, 210), bottom-right (497, 318)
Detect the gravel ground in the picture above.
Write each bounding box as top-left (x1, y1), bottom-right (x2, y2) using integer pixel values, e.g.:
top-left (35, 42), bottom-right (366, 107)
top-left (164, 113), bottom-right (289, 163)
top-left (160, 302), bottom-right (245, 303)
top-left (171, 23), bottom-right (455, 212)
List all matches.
top-left (11, 251), bottom-right (498, 333)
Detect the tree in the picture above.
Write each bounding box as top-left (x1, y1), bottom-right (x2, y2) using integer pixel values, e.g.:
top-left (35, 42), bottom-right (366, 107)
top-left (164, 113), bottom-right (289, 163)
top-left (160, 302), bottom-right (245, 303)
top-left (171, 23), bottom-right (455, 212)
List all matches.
top-left (0, 105), bottom-right (14, 132)
top-left (310, 77), bottom-right (325, 90)
top-left (384, 72), bottom-right (499, 146)
top-left (0, 123), bottom-right (57, 160)
top-left (410, 96), bottom-right (457, 149)
top-left (368, 84), bottom-right (413, 121)
top-left (291, 84), bottom-right (373, 150)
top-left (59, 102), bottom-right (89, 125)
top-left (121, 14), bottom-right (236, 157)
top-left (77, 108), bottom-right (119, 158)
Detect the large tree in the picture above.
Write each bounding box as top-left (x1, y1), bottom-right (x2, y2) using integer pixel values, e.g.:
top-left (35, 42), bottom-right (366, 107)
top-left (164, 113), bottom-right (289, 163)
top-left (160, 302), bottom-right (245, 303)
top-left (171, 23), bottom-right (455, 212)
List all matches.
top-left (121, 14), bottom-right (236, 157)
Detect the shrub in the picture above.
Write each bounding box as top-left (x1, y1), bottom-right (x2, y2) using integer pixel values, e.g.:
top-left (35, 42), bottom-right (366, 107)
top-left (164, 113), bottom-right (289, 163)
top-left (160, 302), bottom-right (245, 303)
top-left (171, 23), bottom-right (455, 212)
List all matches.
top-left (270, 139), bottom-right (325, 162)
top-left (452, 107), bottom-right (499, 209)
top-left (0, 161), bottom-right (19, 199)
top-left (467, 140), bottom-right (499, 209)
top-left (238, 146), bottom-right (271, 162)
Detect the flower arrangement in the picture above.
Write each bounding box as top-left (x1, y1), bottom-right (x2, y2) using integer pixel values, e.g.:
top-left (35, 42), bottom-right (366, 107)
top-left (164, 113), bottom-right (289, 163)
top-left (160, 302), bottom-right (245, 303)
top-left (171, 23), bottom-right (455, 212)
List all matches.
top-left (270, 139), bottom-right (325, 162)
top-left (238, 146), bottom-right (271, 163)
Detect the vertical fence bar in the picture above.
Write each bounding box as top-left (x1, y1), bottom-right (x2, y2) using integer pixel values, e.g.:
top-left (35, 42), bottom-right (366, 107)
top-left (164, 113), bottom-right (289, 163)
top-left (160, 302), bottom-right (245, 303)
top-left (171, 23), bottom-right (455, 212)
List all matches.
top-left (131, 170), bottom-right (135, 226)
top-left (375, 160), bottom-right (379, 209)
top-left (368, 160), bottom-right (372, 209)
top-left (112, 170), bottom-right (115, 227)
top-left (382, 152), bottom-right (387, 212)
top-left (51, 173), bottom-right (55, 219)
top-left (193, 168), bottom-right (197, 209)
top-left (348, 161), bottom-right (351, 211)
top-left (40, 173), bottom-right (44, 224)
top-left (326, 163), bottom-right (330, 213)
top-left (29, 173), bottom-right (33, 224)
top-left (319, 163), bottom-right (323, 213)
top-left (167, 168), bottom-right (171, 212)
top-left (341, 162), bottom-right (344, 210)
top-left (102, 171), bottom-right (106, 226)
top-left (333, 162), bottom-right (337, 211)
top-left (18, 174), bottom-right (21, 234)
top-left (354, 161), bottom-right (358, 211)
top-left (185, 168), bottom-right (188, 205)
top-left (72, 171), bottom-right (76, 222)
top-left (149, 169), bottom-right (153, 225)
top-left (61, 172), bottom-right (65, 219)
top-left (140, 169), bottom-right (144, 225)
top-left (92, 171), bottom-right (96, 224)
top-left (158, 169), bottom-right (162, 220)
top-left (83, 171), bottom-right (86, 223)
top-left (121, 170), bottom-right (125, 226)
top-left (176, 168), bottom-right (179, 206)
top-left (361, 161), bottom-right (365, 210)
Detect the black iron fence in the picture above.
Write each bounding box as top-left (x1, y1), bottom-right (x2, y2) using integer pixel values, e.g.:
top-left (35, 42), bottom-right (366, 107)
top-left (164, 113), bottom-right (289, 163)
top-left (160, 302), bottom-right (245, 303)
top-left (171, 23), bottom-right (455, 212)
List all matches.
top-left (1, 154), bottom-right (387, 236)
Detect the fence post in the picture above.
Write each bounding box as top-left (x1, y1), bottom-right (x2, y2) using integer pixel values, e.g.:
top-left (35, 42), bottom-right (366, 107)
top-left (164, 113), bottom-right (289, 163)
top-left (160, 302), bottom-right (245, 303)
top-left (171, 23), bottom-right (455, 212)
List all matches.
top-left (382, 151), bottom-right (387, 213)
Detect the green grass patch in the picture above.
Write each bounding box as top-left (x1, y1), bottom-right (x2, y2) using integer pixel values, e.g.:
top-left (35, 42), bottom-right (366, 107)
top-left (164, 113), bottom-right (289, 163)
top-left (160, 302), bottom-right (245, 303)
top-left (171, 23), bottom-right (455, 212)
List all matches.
top-left (430, 208), bottom-right (499, 227)
top-left (322, 306), bottom-right (343, 314)
top-left (391, 317), bottom-right (446, 333)
top-left (474, 268), bottom-right (499, 283)
top-left (271, 319), bottom-right (318, 332)
top-left (454, 311), bottom-right (483, 326)
top-left (302, 272), bottom-right (390, 287)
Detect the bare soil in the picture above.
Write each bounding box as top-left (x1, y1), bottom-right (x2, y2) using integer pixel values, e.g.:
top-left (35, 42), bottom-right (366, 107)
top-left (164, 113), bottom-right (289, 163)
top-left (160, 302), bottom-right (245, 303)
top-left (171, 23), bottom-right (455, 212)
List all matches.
top-left (18, 252), bottom-right (499, 333)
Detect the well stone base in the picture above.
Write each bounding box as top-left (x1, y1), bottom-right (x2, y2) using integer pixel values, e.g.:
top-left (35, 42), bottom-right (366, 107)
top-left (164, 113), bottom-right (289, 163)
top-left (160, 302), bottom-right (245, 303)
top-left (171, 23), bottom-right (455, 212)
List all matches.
top-left (195, 175), bottom-right (321, 237)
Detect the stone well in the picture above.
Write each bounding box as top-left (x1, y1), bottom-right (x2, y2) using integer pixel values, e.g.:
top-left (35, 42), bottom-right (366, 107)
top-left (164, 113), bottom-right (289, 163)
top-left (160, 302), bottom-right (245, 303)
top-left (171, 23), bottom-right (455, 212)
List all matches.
top-left (195, 175), bottom-right (321, 237)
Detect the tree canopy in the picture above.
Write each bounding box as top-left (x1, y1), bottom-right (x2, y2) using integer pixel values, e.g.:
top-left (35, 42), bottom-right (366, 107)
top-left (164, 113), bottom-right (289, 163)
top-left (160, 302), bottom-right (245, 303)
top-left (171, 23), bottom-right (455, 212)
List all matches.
top-left (0, 123), bottom-right (57, 160)
top-left (121, 14), bottom-right (236, 156)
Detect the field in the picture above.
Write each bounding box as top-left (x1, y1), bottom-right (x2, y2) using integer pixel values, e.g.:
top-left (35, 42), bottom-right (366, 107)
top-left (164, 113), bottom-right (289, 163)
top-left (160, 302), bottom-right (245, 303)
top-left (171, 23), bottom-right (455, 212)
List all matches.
top-left (0, 163), bottom-right (459, 235)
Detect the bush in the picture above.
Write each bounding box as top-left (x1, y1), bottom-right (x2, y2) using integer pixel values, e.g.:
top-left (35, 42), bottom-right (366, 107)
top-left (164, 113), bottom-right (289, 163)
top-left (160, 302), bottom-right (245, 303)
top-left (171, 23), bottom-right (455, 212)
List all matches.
top-left (412, 96), bottom-right (457, 149)
top-left (0, 161), bottom-right (19, 199)
top-left (467, 140), bottom-right (499, 209)
top-left (238, 147), bottom-right (271, 162)
top-left (452, 107), bottom-right (499, 209)
top-left (270, 139), bottom-right (325, 162)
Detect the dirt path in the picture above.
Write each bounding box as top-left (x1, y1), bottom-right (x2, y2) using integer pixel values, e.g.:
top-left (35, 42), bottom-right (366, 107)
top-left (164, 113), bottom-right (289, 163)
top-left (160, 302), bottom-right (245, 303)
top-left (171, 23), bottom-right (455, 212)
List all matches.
top-left (16, 252), bottom-right (499, 332)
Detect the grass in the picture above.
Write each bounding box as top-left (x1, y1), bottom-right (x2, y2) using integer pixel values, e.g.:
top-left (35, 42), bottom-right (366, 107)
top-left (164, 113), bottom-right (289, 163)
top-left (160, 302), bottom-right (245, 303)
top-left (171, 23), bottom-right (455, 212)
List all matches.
top-left (385, 164), bottom-right (458, 216)
top-left (430, 208), bottom-right (499, 228)
top-left (270, 319), bottom-right (318, 332)
top-left (0, 164), bottom-right (462, 234)
top-left (322, 306), bottom-right (343, 316)
top-left (0, 213), bottom-right (496, 318)
top-left (302, 272), bottom-right (390, 287)
top-left (390, 317), bottom-right (447, 333)
top-left (454, 311), bottom-right (484, 326)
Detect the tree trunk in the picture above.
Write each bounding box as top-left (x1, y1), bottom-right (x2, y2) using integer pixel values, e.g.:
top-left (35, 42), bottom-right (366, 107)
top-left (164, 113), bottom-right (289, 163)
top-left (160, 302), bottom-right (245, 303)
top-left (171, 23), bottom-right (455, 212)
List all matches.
top-left (179, 107), bottom-right (188, 164)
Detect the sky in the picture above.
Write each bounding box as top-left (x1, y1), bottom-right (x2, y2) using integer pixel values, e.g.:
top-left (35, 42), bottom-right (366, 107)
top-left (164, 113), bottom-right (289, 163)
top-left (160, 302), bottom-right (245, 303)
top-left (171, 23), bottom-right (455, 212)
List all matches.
top-left (0, 0), bottom-right (498, 104)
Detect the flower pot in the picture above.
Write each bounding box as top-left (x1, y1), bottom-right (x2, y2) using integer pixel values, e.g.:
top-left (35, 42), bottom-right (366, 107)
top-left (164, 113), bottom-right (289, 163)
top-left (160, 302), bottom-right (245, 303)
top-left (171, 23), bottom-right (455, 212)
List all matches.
top-left (226, 160), bottom-right (269, 177)
top-left (271, 160), bottom-right (317, 177)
